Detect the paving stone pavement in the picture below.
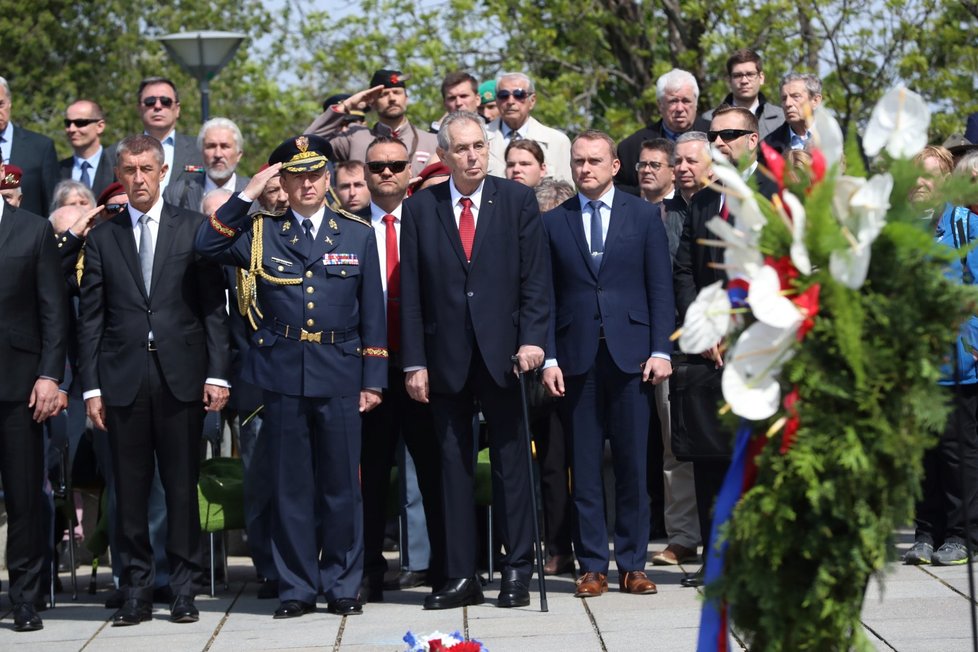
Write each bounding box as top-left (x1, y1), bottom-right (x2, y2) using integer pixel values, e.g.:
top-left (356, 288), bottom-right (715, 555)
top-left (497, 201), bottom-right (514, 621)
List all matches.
top-left (1, 533), bottom-right (976, 651)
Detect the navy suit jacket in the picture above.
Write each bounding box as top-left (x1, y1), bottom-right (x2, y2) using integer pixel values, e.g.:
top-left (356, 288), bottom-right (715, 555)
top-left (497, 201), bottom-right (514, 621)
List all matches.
top-left (543, 190), bottom-right (674, 377)
top-left (9, 125), bottom-right (59, 216)
top-left (58, 144), bottom-right (116, 201)
top-left (400, 175), bottom-right (550, 393)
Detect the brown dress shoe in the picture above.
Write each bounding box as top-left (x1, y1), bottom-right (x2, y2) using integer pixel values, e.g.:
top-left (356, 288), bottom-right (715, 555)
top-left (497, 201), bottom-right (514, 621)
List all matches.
top-left (543, 553), bottom-right (575, 576)
top-left (574, 572), bottom-right (608, 598)
top-left (651, 543), bottom-right (699, 566)
top-left (620, 571), bottom-right (658, 594)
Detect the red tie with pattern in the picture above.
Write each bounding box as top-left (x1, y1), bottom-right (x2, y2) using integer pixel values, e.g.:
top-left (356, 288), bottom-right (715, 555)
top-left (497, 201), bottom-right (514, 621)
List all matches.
top-left (458, 197), bottom-right (475, 262)
top-left (720, 198), bottom-right (730, 221)
top-left (382, 214), bottom-right (400, 352)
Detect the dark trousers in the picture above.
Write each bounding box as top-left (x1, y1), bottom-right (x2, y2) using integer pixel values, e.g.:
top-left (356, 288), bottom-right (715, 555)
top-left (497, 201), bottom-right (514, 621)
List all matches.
top-left (361, 366), bottom-right (444, 585)
top-left (693, 458), bottom-right (730, 559)
top-left (429, 353), bottom-right (534, 579)
top-left (264, 391), bottom-right (362, 603)
top-left (0, 401), bottom-right (45, 605)
top-left (104, 351), bottom-right (204, 601)
top-left (535, 412), bottom-right (573, 558)
top-left (915, 384), bottom-right (978, 547)
top-left (561, 341), bottom-right (653, 574)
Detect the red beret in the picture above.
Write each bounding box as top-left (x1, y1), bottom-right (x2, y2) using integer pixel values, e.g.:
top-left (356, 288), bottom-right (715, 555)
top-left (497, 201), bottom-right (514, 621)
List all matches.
top-left (1, 164), bottom-right (22, 190)
top-left (97, 181), bottom-right (126, 206)
top-left (409, 161), bottom-right (451, 194)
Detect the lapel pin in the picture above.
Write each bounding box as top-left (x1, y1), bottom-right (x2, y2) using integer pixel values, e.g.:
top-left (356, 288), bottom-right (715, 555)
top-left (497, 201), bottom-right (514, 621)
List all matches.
top-left (290, 235), bottom-right (299, 245)
top-left (282, 221), bottom-right (291, 232)
top-left (325, 236), bottom-right (333, 245)
top-left (329, 218), bottom-right (338, 230)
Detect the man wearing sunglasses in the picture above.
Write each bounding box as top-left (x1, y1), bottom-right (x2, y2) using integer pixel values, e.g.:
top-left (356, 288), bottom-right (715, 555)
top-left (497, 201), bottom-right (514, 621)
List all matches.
top-left (59, 100), bottom-right (116, 200)
top-left (0, 76), bottom-right (60, 216)
top-left (672, 105), bottom-right (778, 589)
top-left (136, 77), bottom-right (203, 194)
top-left (485, 72), bottom-right (572, 184)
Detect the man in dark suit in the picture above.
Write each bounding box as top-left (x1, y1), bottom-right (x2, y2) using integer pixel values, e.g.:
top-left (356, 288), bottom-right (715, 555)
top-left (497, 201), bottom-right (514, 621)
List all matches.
top-left (763, 73), bottom-right (823, 155)
top-left (78, 135), bottom-right (230, 626)
top-left (59, 100), bottom-right (116, 200)
top-left (400, 111), bottom-right (551, 610)
top-left (164, 117), bottom-right (250, 210)
top-left (673, 105), bottom-right (778, 588)
top-left (0, 163), bottom-right (68, 631)
top-left (615, 69), bottom-right (710, 196)
top-left (0, 77), bottom-right (59, 215)
top-left (196, 135), bottom-right (388, 619)
top-left (136, 77), bottom-right (203, 194)
top-left (541, 130), bottom-right (674, 598)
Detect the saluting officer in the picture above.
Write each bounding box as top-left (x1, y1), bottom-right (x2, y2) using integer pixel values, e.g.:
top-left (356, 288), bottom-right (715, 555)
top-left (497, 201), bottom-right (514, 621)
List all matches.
top-left (195, 134), bottom-right (388, 619)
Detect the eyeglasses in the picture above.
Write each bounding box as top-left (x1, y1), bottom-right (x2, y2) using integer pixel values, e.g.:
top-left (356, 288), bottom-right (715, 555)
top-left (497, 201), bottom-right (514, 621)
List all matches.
top-left (708, 129), bottom-right (755, 142)
top-left (366, 160), bottom-right (409, 174)
top-left (729, 71), bottom-right (760, 81)
top-left (496, 89), bottom-right (532, 102)
top-left (635, 161), bottom-right (672, 171)
top-left (64, 118), bottom-right (101, 128)
top-left (142, 96), bottom-right (175, 108)
top-left (104, 203), bottom-right (127, 214)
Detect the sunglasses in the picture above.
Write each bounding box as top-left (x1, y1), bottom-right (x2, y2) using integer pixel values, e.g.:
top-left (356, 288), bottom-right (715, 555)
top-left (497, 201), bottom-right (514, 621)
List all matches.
top-left (708, 128), bottom-right (755, 142)
top-left (64, 118), bottom-right (101, 128)
top-left (104, 203), bottom-right (127, 214)
top-left (496, 89), bottom-right (532, 102)
top-left (366, 160), bottom-right (409, 174)
top-left (142, 96), bottom-right (175, 108)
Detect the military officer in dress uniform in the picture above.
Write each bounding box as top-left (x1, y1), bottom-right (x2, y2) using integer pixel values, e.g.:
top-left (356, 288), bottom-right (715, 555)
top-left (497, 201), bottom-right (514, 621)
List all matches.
top-left (195, 134), bottom-right (388, 619)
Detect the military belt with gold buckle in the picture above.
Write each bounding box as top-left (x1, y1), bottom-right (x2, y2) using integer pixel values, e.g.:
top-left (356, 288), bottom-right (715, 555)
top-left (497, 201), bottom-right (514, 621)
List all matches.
top-left (273, 319), bottom-right (356, 345)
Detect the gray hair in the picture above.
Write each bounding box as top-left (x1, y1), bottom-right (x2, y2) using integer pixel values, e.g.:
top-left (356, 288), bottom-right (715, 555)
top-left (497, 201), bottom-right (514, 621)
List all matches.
top-left (437, 111), bottom-right (488, 150)
top-left (197, 117), bottom-right (244, 154)
top-left (52, 179), bottom-right (96, 210)
top-left (955, 150), bottom-right (978, 177)
top-left (780, 72), bottom-right (822, 99)
top-left (676, 130), bottom-right (709, 145)
top-left (535, 178), bottom-right (576, 212)
top-left (200, 188), bottom-right (234, 214)
top-left (656, 69), bottom-right (699, 103)
top-left (496, 71), bottom-right (535, 94)
top-left (0, 76), bottom-right (10, 99)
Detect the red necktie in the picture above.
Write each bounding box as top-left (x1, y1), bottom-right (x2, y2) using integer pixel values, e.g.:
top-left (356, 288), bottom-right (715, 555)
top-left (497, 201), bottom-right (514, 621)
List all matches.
top-left (720, 199), bottom-right (730, 221)
top-left (458, 197), bottom-right (475, 262)
top-left (383, 214), bottom-right (400, 352)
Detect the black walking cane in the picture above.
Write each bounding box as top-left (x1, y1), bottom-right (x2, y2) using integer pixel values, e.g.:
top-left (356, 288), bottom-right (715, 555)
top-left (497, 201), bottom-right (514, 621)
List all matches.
top-left (512, 356), bottom-right (549, 612)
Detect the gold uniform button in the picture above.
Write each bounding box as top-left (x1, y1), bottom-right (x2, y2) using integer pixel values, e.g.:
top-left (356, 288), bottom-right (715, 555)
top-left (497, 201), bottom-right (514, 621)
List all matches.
top-left (58, 243), bottom-right (63, 248)
top-left (258, 338), bottom-right (264, 345)
top-left (307, 301), bottom-right (314, 309)
top-left (277, 265), bottom-right (284, 272)
top-left (306, 319), bottom-right (314, 327)
top-left (306, 286), bottom-right (314, 294)
top-left (305, 270), bottom-right (313, 278)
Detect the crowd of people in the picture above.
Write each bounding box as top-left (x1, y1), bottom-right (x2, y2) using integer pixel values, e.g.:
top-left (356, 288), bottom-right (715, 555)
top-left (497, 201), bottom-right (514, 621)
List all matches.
top-left (1, 46), bottom-right (977, 633)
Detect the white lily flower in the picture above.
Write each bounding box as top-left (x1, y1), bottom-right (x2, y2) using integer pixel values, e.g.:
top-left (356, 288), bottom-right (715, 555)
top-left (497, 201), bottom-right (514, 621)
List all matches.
top-left (748, 265), bottom-right (803, 329)
top-left (782, 190), bottom-right (812, 275)
top-left (710, 161), bottom-right (767, 233)
top-left (722, 321), bottom-right (797, 420)
top-left (829, 243), bottom-right (872, 290)
top-left (862, 86), bottom-right (930, 159)
top-left (832, 175), bottom-right (866, 230)
top-left (705, 217), bottom-right (764, 276)
top-left (850, 173), bottom-right (893, 244)
top-left (679, 281), bottom-right (732, 354)
top-left (812, 107), bottom-right (844, 167)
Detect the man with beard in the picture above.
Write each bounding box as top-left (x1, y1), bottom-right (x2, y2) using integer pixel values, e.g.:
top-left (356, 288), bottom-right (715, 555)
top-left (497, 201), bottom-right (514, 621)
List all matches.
top-left (165, 118), bottom-right (250, 210)
top-left (307, 69), bottom-right (440, 177)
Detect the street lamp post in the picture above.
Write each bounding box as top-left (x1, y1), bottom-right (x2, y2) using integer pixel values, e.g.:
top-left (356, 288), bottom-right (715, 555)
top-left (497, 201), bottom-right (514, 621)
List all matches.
top-left (157, 31), bottom-right (246, 124)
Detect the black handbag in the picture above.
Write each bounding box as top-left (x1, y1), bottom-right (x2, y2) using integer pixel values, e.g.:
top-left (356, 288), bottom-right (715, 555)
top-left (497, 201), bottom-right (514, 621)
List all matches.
top-left (669, 358), bottom-right (733, 461)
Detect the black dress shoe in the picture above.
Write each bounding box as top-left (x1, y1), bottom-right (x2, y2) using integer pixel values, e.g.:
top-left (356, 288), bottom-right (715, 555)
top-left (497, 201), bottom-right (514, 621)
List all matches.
top-left (680, 567), bottom-right (705, 588)
top-left (359, 574), bottom-right (383, 603)
top-left (273, 599), bottom-right (315, 619)
top-left (257, 579), bottom-right (279, 600)
top-left (105, 589), bottom-right (124, 610)
top-left (112, 598), bottom-right (153, 626)
top-left (497, 569), bottom-right (530, 608)
top-left (423, 577), bottom-right (484, 610)
top-left (170, 595), bottom-right (199, 623)
top-left (384, 570), bottom-right (428, 591)
top-left (12, 603), bottom-right (43, 632)
top-left (326, 598), bottom-right (363, 615)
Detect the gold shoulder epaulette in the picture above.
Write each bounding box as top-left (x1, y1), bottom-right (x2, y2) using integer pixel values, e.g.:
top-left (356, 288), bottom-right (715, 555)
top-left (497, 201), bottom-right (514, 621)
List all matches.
top-left (333, 206), bottom-right (371, 228)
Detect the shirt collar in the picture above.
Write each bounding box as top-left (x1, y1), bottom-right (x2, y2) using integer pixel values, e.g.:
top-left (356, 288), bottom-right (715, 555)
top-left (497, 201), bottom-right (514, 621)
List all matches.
top-left (662, 123), bottom-right (679, 142)
top-left (578, 185), bottom-right (616, 211)
top-left (501, 120), bottom-right (528, 140)
top-left (128, 194), bottom-right (165, 227)
top-left (449, 177), bottom-right (486, 210)
top-left (291, 204), bottom-right (327, 234)
top-left (370, 202), bottom-right (402, 225)
top-left (741, 160), bottom-right (759, 180)
top-left (204, 173), bottom-right (236, 194)
top-left (145, 129), bottom-right (176, 146)
top-left (76, 145), bottom-right (103, 169)
top-left (0, 121), bottom-right (12, 144)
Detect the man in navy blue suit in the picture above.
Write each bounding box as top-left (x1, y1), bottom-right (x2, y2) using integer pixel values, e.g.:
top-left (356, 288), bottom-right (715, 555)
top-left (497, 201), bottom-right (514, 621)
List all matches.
top-left (400, 111), bottom-right (551, 610)
top-left (542, 130), bottom-right (674, 599)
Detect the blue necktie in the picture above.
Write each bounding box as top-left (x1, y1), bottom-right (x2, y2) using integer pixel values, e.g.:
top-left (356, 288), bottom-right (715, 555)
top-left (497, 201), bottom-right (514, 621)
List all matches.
top-left (588, 200), bottom-right (603, 270)
top-left (79, 161), bottom-right (92, 189)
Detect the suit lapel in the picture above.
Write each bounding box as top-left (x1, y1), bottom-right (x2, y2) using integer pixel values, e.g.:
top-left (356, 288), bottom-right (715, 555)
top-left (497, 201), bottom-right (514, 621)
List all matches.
top-left (149, 204), bottom-right (177, 299)
top-left (469, 177), bottom-right (495, 264)
top-left (0, 203), bottom-right (15, 256)
top-left (564, 198), bottom-right (596, 280)
top-left (434, 185), bottom-right (469, 269)
top-left (111, 212), bottom-right (147, 301)
top-left (279, 210), bottom-right (308, 259)
top-left (603, 191), bottom-right (628, 264)
top-left (308, 208), bottom-right (341, 266)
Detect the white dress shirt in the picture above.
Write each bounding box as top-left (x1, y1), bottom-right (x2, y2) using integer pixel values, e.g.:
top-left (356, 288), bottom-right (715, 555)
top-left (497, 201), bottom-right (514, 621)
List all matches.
top-left (148, 129), bottom-right (177, 191)
top-left (0, 121), bottom-right (12, 162)
top-left (370, 202), bottom-right (402, 300)
top-left (204, 172), bottom-right (237, 195)
top-left (73, 146), bottom-right (104, 184)
top-left (448, 177), bottom-right (485, 227)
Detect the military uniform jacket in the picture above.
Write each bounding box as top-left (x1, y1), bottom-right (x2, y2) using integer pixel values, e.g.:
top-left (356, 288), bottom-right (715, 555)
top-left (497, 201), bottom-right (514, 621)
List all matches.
top-left (195, 194), bottom-right (388, 398)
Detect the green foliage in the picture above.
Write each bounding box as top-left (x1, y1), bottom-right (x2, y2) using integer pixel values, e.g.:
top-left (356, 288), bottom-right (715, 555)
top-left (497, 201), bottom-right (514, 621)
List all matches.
top-left (711, 158), bottom-right (975, 648)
